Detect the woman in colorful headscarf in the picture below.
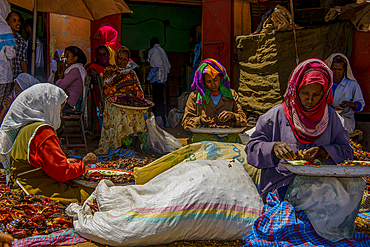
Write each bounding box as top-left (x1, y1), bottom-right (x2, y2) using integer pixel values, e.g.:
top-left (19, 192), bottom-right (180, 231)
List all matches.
top-left (246, 59), bottom-right (364, 242)
top-left (0, 73), bottom-right (40, 125)
top-left (95, 46), bottom-right (148, 155)
top-left (0, 84), bottom-right (97, 203)
top-left (182, 59), bottom-right (247, 143)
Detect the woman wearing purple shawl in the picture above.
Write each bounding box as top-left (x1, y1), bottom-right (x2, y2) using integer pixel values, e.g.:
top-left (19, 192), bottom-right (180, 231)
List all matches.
top-left (182, 59), bottom-right (247, 143)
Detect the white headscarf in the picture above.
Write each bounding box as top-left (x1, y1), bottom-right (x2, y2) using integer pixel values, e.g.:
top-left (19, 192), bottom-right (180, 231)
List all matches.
top-left (14, 73), bottom-right (40, 91)
top-left (325, 53), bottom-right (356, 82)
top-left (0, 84), bottom-right (67, 181)
top-left (0, 0), bottom-right (16, 51)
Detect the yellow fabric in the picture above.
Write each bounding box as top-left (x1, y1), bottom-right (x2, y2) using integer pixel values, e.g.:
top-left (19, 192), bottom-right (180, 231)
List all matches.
top-left (134, 141), bottom-right (260, 186)
top-left (95, 101), bottom-right (148, 155)
top-left (204, 65), bottom-right (220, 79)
top-left (9, 122), bottom-right (92, 203)
top-left (106, 45), bottom-right (116, 65)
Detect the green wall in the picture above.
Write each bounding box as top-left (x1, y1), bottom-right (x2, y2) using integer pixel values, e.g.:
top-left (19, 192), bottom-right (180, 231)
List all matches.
top-left (122, 3), bottom-right (202, 52)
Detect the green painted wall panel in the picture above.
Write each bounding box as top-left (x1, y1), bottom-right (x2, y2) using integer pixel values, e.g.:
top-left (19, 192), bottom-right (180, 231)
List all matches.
top-left (122, 3), bottom-right (202, 52)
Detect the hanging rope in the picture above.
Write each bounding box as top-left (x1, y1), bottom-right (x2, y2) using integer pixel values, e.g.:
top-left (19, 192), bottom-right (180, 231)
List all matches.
top-left (289, 0), bottom-right (299, 65)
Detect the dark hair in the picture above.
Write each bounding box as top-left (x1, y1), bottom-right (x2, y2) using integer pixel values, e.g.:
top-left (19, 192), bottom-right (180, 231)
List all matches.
top-left (332, 55), bottom-right (347, 71)
top-left (6, 11), bottom-right (23, 24)
top-left (150, 37), bottom-right (160, 48)
top-left (24, 18), bottom-right (33, 28)
top-left (65, 46), bottom-right (87, 65)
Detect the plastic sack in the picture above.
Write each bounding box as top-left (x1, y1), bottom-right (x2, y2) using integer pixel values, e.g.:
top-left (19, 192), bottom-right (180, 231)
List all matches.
top-left (146, 113), bottom-right (182, 156)
top-left (66, 160), bottom-right (263, 246)
top-left (168, 108), bottom-right (184, 128)
top-left (135, 141), bottom-right (260, 186)
top-left (178, 91), bottom-right (189, 112)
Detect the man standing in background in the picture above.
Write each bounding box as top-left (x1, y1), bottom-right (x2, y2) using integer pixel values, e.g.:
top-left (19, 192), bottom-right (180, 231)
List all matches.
top-left (146, 37), bottom-right (171, 127)
top-left (24, 18), bottom-right (45, 82)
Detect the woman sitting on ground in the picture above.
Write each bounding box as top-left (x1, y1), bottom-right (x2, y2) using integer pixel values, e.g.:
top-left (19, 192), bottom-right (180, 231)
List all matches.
top-left (245, 58), bottom-right (364, 242)
top-left (182, 58), bottom-right (247, 143)
top-left (95, 46), bottom-right (148, 155)
top-left (0, 84), bottom-right (97, 203)
top-left (0, 73), bottom-right (40, 125)
top-left (55, 45), bottom-right (87, 113)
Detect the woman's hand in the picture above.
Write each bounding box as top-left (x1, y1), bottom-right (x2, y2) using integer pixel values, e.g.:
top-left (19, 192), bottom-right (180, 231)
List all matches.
top-left (218, 111), bottom-right (235, 123)
top-left (0, 233), bottom-right (13, 247)
top-left (2, 98), bottom-right (12, 110)
top-left (273, 142), bottom-right (297, 160)
top-left (83, 153), bottom-right (98, 165)
top-left (67, 158), bottom-right (77, 163)
top-left (200, 111), bottom-right (214, 125)
top-left (298, 147), bottom-right (328, 162)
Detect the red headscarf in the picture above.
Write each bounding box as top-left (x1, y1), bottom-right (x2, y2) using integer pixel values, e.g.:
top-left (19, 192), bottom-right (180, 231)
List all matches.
top-left (98, 26), bottom-right (121, 51)
top-left (282, 59), bottom-right (333, 144)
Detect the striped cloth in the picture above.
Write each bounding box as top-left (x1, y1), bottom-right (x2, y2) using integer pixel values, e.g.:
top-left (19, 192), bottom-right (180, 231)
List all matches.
top-left (243, 192), bottom-right (370, 247)
top-left (12, 229), bottom-right (86, 247)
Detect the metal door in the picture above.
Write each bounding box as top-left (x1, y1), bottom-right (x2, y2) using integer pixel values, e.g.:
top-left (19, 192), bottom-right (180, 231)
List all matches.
top-left (202, 0), bottom-right (232, 74)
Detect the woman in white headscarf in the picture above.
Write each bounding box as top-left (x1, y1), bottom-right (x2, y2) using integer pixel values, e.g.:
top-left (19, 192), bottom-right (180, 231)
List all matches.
top-left (0, 73), bottom-right (41, 125)
top-left (0, 84), bottom-right (97, 203)
top-left (325, 53), bottom-right (365, 134)
top-left (0, 0), bottom-right (16, 110)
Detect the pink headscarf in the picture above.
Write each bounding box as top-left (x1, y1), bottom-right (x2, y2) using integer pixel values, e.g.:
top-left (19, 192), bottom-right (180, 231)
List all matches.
top-left (98, 26), bottom-right (121, 51)
top-left (282, 58), bottom-right (333, 144)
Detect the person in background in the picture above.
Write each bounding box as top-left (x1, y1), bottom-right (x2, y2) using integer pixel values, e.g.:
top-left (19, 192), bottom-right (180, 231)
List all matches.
top-left (98, 26), bottom-right (121, 66)
top-left (0, 73), bottom-right (40, 125)
top-left (182, 59), bottom-right (247, 143)
top-left (47, 48), bottom-right (64, 83)
top-left (246, 58), bottom-right (361, 242)
top-left (0, 84), bottom-right (98, 203)
top-left (85, 45), bottom-right (110, 132)
top-left (95, 46), bottom-right (147, 155)
top-left (146, 37), bottom-right (171, 127)
top-left (325, 53), bottom-right (365, 134)
top-left (6, 11), bottom-right (27, 79)
top-left (24, 18), bottom-right (45, 82)
top-left (55, 46), bottom-right (87, 113)
top-left (0, 0), bottom-right (16, 111)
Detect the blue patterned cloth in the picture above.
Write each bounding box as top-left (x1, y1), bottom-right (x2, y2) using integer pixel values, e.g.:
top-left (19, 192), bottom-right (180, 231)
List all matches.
top-left (12, 229), bottom-right (86, 247)
top-left (68, 148), bottom-right (139, 162)
top-left (243, 192), bottom-right (370, 247)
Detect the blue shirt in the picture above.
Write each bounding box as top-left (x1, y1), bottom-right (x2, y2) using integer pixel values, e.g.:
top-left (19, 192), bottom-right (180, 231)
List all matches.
top-left (210, 92), bottom-right (222, 107)
top-left (146, 67), bottom-right (161, 84)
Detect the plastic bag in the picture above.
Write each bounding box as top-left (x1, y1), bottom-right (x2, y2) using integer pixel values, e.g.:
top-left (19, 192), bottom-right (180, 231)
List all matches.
top-left (178, 92), bottom-right (189, 112)
top-left (168, 108), bottom-right (184, 128)
top-left (66, 160), bottom-right (263, 246)
top-left (146, 113), bottom-right (182, 156)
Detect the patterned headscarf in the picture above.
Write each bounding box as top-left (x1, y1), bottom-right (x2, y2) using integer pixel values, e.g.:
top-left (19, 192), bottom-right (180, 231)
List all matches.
top-left (115, 46), bottom-right (131, 66)
top-left (191, 59), bottom-right (235, 104)
top-left (98, 26), bottom-right (121, 51)
top-left (282, 58), bottom-right (333, 144)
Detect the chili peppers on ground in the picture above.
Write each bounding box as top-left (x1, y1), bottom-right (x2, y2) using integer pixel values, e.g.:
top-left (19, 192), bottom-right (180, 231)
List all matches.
top-left (0, 172), bottom-right (72, 239)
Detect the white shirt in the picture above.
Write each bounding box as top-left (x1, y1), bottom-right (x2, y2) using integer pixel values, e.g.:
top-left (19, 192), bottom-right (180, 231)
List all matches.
top-left (332, 76), bottom-right (365, 133)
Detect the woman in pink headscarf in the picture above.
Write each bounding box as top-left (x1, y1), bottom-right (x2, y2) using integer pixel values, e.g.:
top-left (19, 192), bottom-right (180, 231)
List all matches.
top-left (98, 26), bottom-right (121, 65)
top-left (245, 58), bottom-right (364, 242)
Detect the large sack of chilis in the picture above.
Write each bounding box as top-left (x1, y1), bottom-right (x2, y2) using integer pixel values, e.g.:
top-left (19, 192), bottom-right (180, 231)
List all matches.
top-left (66, 160), bottom-right (263, 246)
